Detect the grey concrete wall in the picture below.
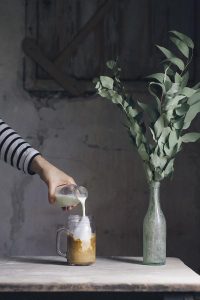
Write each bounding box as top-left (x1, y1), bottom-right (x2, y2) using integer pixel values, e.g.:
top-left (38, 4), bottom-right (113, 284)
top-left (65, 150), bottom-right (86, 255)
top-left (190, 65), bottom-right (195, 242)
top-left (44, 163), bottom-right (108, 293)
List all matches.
top-left (0, 0), bottom-right (200, 273)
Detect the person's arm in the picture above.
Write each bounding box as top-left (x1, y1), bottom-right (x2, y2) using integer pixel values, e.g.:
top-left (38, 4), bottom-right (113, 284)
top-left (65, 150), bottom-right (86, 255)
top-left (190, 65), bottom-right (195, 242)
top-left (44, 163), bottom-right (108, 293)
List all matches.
top-left (0, 118), bottom-right (40, 174)
top-left (30, 155), bottom-right (76, 207)
top-left (0, 118), bottom-right (76, 209)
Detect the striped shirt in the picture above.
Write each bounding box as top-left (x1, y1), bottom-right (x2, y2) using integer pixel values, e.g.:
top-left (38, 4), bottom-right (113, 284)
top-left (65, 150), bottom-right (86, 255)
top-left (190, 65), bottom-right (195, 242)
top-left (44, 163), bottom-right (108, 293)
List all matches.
top-left (0, 118), bottom-right (40, 175)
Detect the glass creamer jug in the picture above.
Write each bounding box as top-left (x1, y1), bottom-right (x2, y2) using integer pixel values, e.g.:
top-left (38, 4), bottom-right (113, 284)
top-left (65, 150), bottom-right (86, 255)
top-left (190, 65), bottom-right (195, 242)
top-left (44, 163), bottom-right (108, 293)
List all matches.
top-left (55, 184), bottom-right (88, 215)
top-left (56, 215), bottom-right (96, 265)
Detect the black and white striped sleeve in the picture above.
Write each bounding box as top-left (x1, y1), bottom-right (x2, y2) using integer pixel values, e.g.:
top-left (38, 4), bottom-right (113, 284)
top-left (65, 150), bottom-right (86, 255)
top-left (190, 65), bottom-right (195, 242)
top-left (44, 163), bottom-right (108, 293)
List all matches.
top-left (0, 118), bottom-right (40, 175)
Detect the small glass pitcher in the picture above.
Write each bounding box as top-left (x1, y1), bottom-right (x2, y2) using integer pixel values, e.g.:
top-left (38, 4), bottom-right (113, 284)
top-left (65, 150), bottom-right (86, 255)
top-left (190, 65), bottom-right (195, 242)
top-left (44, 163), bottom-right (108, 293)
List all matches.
top-left (56, 215), bottom-right (96, 266)
top-left (55, 184), bottom-right (88, 209)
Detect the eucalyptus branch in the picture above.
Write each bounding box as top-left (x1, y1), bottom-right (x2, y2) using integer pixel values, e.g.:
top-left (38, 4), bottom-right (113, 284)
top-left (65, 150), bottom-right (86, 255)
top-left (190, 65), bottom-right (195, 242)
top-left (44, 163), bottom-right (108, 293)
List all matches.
top-left (180, 49), bottom-right (193, 76)
top-left (94, 31), bottom-right (200, 183)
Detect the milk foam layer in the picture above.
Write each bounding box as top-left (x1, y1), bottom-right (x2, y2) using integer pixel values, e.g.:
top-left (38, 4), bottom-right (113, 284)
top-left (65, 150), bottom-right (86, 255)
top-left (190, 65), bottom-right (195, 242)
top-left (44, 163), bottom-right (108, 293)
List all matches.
top-left (73, 216), bottom-right (92, 249)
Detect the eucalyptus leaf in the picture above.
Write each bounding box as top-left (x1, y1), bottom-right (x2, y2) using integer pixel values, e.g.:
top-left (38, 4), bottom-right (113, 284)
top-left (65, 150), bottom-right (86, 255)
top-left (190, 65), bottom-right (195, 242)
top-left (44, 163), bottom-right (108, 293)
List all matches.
top-left (135, 134), bottom-right (142, 147)
top-left (154, 115), bottom-right (164, 138)
top-left (176, 103), bottom-right (190, 116)
top-left (187, 92), bottom-right (200, 105)
top-left (181, 132), bottom-right (200, 143)
top-left (175, 72), bottom-right (182, 83)
top-left (97, 88), bottom-right (121, 104)
top-left (164, 143), bottom-right (175, 157)
top-left (165, 141), bottom-right (180, 157)
top-left (148, 82), bottom-right (164, 112)
top-left (181, 71), bottom-right (189, 88)
top-left (164, 95), bottom-right (186, 111)
top-left (156, 45), bottom-right (174, 59)
top-left (157, 127), bottom-right (171, 155)
top-left (137, 101), bottom-right (157, 122)
top-left (168, 130), bottom-right (178, 149)
top-left (166, 82), bottom-right (180, 96)
top-left (163, 57), bottom-right (184, 71)
top-left (129, 121), bottom-right (143, 143)
top-left (95, 81), bottom-right (101, 90)
top-left (149, 127), bottom-right (156, 142)
top-left (106, 60), bottom-right (117, 70)
top-left (173, 118), bottom-right (184, 129)
top-left (163, 158), bottom-right (175, 177)
top-left (163, 109), bottom-right (174, 124)
top-left (146, 73), bottom-right (170, 83)
top-left (150, 153), bottom-right (168, 169)
top-left (184, 101), bottom-right (200, 129)
top-left (192, 82), bottom-right (200, 90)
top-left (138, 143), bottom-right (149, 161)
top-left (164, 64), bottom-right (174, 76)
top-left (144, 164), bottom-right (153, 182)
top-left (170, 36), bottom-right (189, 57)
top-left (100, 76), bottom-right (114, 89)
top-left (154, 169), bottom-right (165, 181)
top-left (109, 91), bottom-right (123, 104)
top-left (181, 87), bottom-right (196, 97)
top-left (126, 105), bottom-right (139, 118)
top-left (170, 30), bottom-right (194, 49)
top-left (149, 81), bottom-right (165, 94)
top-left (97, 88), bottom-right (111, 99)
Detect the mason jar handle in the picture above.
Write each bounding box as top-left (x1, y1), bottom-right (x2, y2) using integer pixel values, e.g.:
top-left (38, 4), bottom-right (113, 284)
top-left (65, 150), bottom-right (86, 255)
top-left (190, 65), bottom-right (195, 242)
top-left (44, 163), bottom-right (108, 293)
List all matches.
top-left (56, 227), bottom-right (67, 258)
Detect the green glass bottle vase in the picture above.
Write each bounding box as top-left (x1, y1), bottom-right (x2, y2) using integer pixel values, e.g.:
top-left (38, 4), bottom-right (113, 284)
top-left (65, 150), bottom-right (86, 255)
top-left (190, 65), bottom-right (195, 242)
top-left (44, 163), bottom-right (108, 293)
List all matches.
top-left (143, 181), bottom-right (166, 265)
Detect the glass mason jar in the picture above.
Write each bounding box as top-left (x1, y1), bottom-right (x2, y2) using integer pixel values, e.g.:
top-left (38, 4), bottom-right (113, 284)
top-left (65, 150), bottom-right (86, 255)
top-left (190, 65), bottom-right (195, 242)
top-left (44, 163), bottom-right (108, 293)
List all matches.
top-left (56, 215), bottom-right (96, 266)
top-left (143, 181), bottom-right (166, 265)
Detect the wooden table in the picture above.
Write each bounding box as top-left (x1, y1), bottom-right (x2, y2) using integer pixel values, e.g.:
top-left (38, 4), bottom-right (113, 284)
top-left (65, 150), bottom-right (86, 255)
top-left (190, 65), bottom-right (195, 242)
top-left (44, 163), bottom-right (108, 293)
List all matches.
top-left (0, 256), bottom-right (200, 300)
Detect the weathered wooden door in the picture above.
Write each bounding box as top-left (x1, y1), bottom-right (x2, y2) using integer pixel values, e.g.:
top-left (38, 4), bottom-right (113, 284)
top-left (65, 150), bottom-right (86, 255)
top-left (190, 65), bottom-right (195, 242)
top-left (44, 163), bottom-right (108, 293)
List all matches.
top-left (23, 0), bottom-right (199, 95)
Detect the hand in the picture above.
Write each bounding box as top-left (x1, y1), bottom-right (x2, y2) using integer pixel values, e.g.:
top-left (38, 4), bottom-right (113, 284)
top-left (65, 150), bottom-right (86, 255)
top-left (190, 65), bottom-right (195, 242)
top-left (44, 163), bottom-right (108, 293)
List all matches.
top-left (30, 155), bottom-right (76, 210)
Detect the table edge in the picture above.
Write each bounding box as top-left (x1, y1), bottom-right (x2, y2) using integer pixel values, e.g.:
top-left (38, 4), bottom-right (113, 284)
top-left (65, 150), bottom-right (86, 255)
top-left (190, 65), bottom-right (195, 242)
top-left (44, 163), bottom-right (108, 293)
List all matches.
top-left (0, 283), bottom-right (200, 293)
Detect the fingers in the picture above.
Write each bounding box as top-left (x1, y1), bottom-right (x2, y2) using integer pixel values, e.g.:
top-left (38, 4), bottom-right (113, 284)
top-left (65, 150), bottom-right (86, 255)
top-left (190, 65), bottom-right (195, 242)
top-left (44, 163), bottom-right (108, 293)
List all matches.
top-left (68, 176), bottom-right (76, 186)
top-left (48, 194), bottom-right (55, 204)
top-left (61, 205), bottom-right (76, 211)
top-left (48, 185), bottom-right (56, 204)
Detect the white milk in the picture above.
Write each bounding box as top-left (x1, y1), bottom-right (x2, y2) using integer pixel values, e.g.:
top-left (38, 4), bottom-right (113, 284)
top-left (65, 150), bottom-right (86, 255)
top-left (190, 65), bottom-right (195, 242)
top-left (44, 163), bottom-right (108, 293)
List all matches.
top-left (55, 194), bottom-right (80, 207)
top-left (73, 216), bottom-right (92, 249)
top-left (55, 187), bottom-right (88, 216)
top-left (76, 194), bottom-right (87, 217)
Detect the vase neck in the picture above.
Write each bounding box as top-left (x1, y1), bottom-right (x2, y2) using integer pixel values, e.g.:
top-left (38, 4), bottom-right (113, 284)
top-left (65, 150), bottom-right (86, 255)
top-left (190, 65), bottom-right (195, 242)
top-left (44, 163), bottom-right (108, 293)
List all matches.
top-left (149, 181), bottom-right (161, 210)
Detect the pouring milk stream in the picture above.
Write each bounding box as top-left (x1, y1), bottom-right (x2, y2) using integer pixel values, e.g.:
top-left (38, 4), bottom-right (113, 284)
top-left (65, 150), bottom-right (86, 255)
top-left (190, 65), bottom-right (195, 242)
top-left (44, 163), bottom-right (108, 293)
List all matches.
top-left (55, 185), bottom-right (91, 244)
top-left (55, 184), bottom-right (88, 216)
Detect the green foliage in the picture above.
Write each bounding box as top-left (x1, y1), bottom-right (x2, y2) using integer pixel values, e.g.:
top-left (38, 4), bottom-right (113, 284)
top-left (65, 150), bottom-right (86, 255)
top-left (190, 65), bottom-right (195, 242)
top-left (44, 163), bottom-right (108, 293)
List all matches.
top-left (94, 31), bottom-right (200, 183)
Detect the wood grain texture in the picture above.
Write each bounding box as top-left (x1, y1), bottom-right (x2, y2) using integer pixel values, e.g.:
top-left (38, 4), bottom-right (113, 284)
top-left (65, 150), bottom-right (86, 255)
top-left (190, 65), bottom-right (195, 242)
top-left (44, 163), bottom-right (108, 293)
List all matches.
top-left (0, 257), bottom-right (200, 292)
top-left (22, 37), bottom-right (85, 95)
top-left (23, 0), bottom-right (200, 93)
